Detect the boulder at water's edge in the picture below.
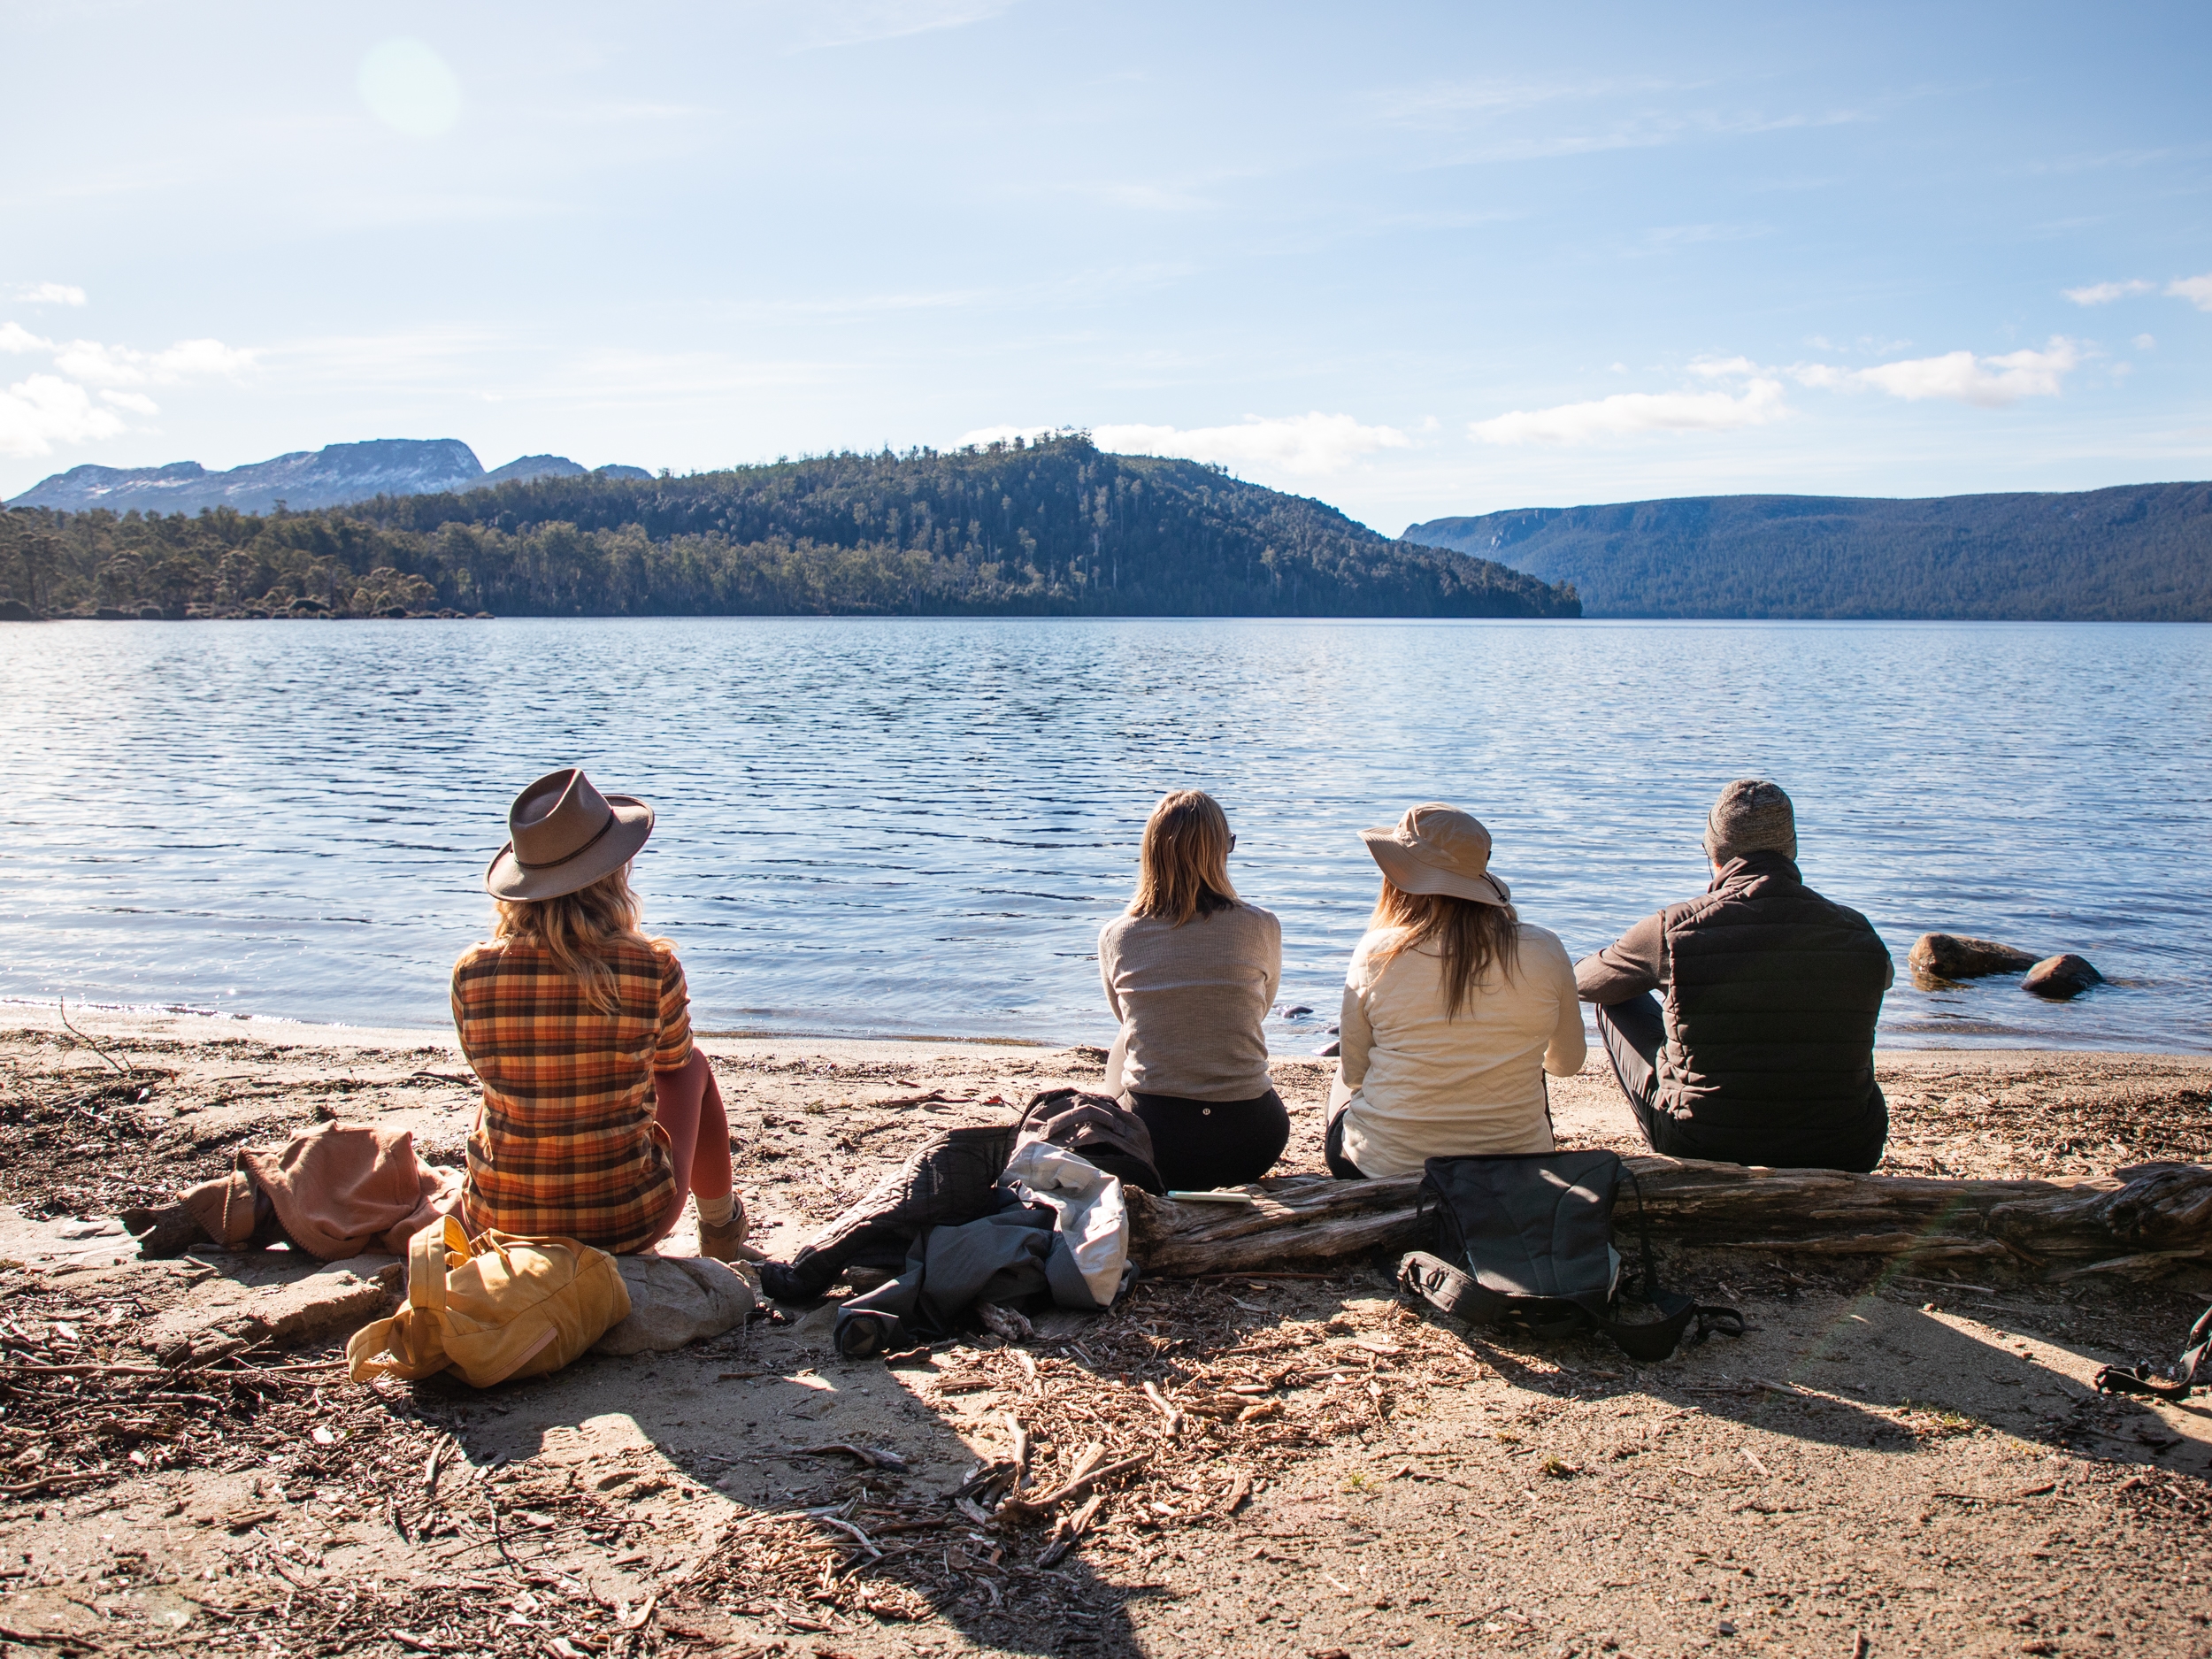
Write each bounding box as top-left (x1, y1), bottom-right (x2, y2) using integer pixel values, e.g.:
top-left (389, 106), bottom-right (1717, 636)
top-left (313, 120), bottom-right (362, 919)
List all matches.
top-left (2024, 954), bottom-right (2104, 1000)
top-left (1909, 933), bottom-right (2038, 981)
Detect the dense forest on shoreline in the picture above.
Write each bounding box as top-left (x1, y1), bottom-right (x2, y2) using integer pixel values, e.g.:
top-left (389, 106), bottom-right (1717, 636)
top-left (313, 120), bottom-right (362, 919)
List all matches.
top-left (0, 435), bottom-right (1578, 621)
top-left (1405, 482), bottom-right (2212, 620)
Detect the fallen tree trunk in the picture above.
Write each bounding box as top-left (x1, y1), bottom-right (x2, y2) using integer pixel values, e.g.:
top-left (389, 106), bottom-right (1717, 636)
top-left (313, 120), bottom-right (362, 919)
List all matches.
top-left (1125, 1159), bottom-right (2212, 1281)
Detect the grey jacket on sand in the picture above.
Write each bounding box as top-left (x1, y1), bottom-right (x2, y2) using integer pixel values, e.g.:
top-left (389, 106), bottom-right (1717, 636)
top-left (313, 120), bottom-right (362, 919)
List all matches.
top-left (1099, 902), bottom-right (1281, 1102)
top-left (1576, 851), bottom-right (1893, 1167)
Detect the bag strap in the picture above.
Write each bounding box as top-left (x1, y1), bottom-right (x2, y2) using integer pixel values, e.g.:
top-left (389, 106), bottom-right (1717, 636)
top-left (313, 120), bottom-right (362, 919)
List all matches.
top-left (1397, 1250), bottom-right (1509, 1326)
top-left (1617, 1163), bottom-right (1661, 1302)
top-left (2097, 1302), bottom-right (2212, 1402)
top-left (409, 1216), bottom-right (466, 1316)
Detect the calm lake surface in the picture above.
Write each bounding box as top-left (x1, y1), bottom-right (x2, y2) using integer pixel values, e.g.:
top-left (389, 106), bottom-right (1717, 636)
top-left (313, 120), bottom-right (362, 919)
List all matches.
top-left (4, 618), bottom-right (2207, 1052)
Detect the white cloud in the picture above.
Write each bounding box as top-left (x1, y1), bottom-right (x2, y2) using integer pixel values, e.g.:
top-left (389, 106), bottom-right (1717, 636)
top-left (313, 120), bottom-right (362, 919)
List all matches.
top-left (2063, 279), bottom-right (2154, 305)
top-left (1842, 338), bottom-right (2079, 406)
top-left (50, 335), bottom-right (256, 387)
top-left (2134, 334), bottom-right (2157, 350)
top-left (956, 414), bottom-right (1414, 475)
top-left (0, 325), bottom-right (251, 460)
top-left (1470, 378), bottom-right (1786, 445)
top-left (0, 374), bottom-right (129, 458)
top-left (6, 283), bottom-right (87, 307)
top-left (796, 0), bottom-right (1017, 50)
top-left (2169, 273), bottom-right (2212, 311)
top-left (1085, 412), bottom-right (1414, 476)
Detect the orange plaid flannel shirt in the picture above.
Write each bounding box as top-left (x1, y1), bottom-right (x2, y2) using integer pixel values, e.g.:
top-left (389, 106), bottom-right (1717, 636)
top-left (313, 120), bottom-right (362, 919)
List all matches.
top-left (451, 935), bottom-right (695, 1254)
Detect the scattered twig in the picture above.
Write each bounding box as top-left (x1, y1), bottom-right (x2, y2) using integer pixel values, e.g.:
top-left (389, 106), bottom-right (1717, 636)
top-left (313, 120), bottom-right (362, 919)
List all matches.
top-left (1141, 1380), bottom-right (1185, 1439)
top-left (789, 1442), bottom-right (908, 1471)
top-left (55, 993), bottom-right (131, 1079)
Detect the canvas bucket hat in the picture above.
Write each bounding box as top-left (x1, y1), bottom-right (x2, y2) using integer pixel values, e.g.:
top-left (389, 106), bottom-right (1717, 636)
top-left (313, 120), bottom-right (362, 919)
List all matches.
top-left (1359, 803), bottom-right (1510, 908)
top-left (485, 767), bottom-right (654, 902)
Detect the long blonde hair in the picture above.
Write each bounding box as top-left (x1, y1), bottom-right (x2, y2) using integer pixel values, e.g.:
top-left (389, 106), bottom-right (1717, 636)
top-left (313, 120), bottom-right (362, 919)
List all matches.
top-left (1368, 881), bottom-right (1520, 1018)
top-left (1127, 789), bottom-right (1239, 926)
top-left (493, 865), bottom-right (661, 1015)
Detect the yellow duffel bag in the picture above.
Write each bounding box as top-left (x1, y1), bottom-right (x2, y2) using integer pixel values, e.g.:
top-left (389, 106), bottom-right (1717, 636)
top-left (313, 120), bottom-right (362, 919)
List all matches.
top-left (348, 1217), bottom-right (632, 1388)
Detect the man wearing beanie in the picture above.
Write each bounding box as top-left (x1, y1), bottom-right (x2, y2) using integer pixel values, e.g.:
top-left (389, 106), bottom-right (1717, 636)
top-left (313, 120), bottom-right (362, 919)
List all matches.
top-left (1575, 780), bottom-right (1894, 1171)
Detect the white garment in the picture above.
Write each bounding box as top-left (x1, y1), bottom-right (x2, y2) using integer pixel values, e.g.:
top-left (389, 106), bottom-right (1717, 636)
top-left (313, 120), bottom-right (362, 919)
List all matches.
top-left (1335, 923), bottom-right (1587, 1179)
top-left (998, 1141), bottom-right (1131, 1310)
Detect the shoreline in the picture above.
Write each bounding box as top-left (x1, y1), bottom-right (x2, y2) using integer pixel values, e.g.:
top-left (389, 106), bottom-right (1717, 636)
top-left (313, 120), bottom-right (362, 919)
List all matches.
top-left (13, 995), bottom-right (2212, 1064)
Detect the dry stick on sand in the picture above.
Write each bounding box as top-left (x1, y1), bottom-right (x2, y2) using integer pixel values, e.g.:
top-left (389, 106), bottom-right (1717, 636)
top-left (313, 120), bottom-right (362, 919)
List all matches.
top-left (1141, 1379), bottom-right (1185, 1439)
top-left (55, 992), bottom-right (132, 1078)
top-left (995, 1447), bottom-right (1149, 1522)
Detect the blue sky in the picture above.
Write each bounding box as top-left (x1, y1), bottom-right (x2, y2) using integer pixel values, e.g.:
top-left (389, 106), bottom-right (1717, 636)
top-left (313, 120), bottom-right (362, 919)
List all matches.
top-left (4, 0), bottom-right (2208, 531)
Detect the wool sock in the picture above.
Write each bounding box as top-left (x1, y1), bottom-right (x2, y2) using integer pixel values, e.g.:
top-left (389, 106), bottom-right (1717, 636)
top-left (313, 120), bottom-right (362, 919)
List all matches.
top-left (696, 1192), bottom-right (737, 1228)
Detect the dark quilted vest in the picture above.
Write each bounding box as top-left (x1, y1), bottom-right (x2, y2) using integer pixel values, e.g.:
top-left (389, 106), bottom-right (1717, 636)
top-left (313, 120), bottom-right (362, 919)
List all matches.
top-left (1656, 852), bottom-right (1892, 1163)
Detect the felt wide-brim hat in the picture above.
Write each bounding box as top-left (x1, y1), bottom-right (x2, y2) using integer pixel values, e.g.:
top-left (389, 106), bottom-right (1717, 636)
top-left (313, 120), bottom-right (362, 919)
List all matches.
top-left (1358, 803), bottom-right (1511, 908)
top-left (486, 767), bottom-right (654, 902)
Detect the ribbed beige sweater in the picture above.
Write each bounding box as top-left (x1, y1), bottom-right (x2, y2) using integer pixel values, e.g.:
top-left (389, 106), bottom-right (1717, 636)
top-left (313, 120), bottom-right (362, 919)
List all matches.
top-left (1098, 902), bottom-right (1281, 1102)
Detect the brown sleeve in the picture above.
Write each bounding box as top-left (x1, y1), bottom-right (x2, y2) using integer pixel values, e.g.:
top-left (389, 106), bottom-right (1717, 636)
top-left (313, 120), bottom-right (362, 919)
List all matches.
top-left (1574, 910), bottom-right (1666, 1004)
top-left (654, 948), bottom-right (696, 1071)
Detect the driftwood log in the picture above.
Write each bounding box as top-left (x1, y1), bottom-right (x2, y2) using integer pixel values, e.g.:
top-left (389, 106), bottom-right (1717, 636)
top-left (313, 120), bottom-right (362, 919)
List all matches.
top-left (1125, 1159), bottom-right (2212, 1282)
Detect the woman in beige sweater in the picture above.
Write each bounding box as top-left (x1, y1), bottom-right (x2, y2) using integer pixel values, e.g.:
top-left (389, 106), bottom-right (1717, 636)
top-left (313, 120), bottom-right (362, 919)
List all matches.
top-left (1097, 789), bottom-right (1286, 1189)
top-left (1328, 803), bottom-right (1586, 1179)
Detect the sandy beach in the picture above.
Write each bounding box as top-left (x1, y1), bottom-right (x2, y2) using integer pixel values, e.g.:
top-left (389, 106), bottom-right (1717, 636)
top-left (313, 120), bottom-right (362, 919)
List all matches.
top-left (1, 1002), bottom-right (2208, 1657)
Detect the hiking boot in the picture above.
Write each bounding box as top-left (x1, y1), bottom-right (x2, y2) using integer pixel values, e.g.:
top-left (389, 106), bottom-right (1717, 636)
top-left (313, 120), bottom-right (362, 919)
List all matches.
top-left (697, 1194), bottom-right (758, 1263)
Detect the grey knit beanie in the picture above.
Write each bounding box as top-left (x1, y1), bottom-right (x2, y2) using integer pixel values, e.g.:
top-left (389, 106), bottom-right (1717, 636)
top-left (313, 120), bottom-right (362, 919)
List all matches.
top-left (1704, 779), bottom-right (1797, 864)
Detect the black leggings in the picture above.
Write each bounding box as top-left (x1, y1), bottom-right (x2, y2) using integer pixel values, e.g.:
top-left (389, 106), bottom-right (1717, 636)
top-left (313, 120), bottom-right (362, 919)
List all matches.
top-left (1324, 1102), bottom-right (1367, 1179)
top-left (1128, 1088), bottom-right (1290, 1190)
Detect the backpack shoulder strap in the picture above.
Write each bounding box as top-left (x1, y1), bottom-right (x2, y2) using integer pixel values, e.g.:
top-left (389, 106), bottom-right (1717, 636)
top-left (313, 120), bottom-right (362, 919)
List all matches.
top-left (1397, 1250), bottom-right (1509, 1326)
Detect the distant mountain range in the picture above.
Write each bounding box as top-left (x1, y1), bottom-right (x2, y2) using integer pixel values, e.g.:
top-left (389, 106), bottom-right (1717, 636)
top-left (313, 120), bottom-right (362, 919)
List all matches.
top-left (1405, 482), bottom-right (2212, 621)
top-left (5, 439), bottom-right (652, 517)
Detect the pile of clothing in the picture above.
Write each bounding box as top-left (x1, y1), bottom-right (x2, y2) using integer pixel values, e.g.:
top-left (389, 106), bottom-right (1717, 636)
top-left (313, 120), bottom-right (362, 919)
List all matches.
top-left (757, 1089), bottom-right (1162, 1359)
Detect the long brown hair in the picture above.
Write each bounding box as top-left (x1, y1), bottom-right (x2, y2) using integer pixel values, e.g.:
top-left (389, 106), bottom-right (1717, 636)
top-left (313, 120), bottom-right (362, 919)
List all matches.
top-left (1368, 881), bottom-right (1520, 1018)
top-left (493, 865), bottom-right (660, 1015)
top-left (1127, 789), bottom-right (1239, 926)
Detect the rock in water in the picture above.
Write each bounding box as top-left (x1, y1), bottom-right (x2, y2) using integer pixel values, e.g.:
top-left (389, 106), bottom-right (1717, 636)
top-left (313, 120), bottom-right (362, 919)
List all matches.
top-left (1909, 933), bottom-right (2038, 981)
top-left (2023, 954), bottom-right (2103, 1000)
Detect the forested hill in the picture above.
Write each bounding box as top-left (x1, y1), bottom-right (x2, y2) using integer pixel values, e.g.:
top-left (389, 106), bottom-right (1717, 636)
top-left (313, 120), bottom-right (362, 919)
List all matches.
top-left (1405, 482), bottom-right (2212, 620)
top-left (0, 435), bottom-right (1578, 620)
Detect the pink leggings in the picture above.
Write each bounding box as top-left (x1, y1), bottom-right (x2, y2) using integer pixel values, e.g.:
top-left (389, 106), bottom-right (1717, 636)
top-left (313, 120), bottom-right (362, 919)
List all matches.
top-left (647, 1049), bottom-right (734, 1244)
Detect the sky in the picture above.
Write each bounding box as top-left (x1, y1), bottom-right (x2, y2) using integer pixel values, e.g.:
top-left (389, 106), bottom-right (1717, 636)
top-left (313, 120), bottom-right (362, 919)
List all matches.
top-left (3, 0), bottom-right (2208, 533)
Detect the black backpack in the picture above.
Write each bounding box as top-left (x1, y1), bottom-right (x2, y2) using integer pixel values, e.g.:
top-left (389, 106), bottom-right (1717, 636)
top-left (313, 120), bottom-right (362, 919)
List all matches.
top-left (1396, 1148), bottom-right (1741, 1363)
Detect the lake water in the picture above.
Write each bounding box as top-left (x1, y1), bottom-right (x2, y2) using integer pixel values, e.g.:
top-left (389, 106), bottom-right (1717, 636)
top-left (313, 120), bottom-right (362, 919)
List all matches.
top-left (3, 618), bottom-right (2207, 1052)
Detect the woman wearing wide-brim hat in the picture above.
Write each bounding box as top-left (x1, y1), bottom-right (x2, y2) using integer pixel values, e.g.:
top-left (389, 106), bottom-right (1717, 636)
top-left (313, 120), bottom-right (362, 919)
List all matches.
top-left (1325, 803), bottom-right (1586, 1179)
top-left (449, 767), bottom-right (749, 1260)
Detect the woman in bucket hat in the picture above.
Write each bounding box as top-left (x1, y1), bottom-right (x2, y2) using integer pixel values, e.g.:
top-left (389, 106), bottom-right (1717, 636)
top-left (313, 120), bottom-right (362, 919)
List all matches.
top-left (449, 768), bottom-right (750, 1259)
top-left (1325, 803), bottom-right (1586, 1179)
